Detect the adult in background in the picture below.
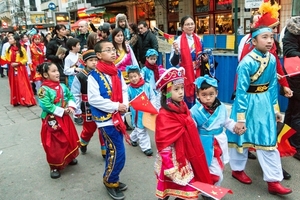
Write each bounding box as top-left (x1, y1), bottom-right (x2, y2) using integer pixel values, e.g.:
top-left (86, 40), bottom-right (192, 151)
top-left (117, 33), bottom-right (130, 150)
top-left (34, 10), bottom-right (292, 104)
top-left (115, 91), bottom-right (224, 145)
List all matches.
top-left (115, 13), bottom-right (131, 41)
top-left (282, 16), bottom-right (300, 161)
top-left (169, 15), bottom-right (206, 108)
top-left (99, 22), bottom-right (111, 41)
top-left (128, 23), bottom-right (139, 58)
top-left (137, 21), bottom-right (158, 65)
top-left (77, 21), bottom-right (90, 52)
top-left (46, 24), bottom-right (68, 84)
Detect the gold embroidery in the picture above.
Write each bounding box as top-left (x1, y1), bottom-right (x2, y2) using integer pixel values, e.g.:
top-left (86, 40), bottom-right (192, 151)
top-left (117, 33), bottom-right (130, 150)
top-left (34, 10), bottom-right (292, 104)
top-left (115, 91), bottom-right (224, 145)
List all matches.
top-left (38, 87), bottom-right (46, 99)
top-left (237, 113), bottom-right (245, 121)
top-left (228, 142), bottom-right (277, 154)
top-left (93, 113), bottom-right (112, 122)
top-left (255, 85), bottom-right (268, 92)
top-left (249, 52), bottom-right (270, 83)
top-left (274, 103), bottom-right (280, 113)
top-left (95, 69), bottom-right (112, 97)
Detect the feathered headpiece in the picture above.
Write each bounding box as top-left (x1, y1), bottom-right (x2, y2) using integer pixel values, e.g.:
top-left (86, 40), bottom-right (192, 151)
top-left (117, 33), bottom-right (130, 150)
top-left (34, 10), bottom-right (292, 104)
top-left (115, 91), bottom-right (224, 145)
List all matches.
top-left (255, 0), bottom-right (281, 28)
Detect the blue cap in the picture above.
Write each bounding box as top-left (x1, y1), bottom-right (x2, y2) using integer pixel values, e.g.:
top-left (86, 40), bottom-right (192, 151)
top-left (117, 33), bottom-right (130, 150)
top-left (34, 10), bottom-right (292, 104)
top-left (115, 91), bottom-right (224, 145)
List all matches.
top-left (145, 49), bottom-right (158, 57)
top-left (126, 65), bottom-right (140, 73)
top-left (194, 75), bottom-right (218, 89)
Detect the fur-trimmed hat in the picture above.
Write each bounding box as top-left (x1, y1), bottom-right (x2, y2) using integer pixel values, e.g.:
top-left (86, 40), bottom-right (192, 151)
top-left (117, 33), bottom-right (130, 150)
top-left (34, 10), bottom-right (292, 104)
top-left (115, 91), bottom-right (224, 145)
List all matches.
top-left (115, 13), bottom-right (129, 28)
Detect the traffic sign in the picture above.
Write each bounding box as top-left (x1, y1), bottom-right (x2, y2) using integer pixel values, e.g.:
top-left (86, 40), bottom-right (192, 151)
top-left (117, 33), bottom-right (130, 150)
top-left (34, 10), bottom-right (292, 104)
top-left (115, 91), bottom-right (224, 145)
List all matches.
top-left (48, 2), bottom-right (56, 11)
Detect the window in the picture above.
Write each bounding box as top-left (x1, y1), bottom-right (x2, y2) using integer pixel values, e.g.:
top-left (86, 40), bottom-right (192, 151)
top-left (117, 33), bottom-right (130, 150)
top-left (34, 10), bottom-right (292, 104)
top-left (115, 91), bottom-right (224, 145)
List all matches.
top-left (168, 0), bottom-right (179, 13)
top-left (215, 13), bottom-right (233, 34)
top-left (292, 0), bottom-right (300, 16)
top-left (195, 16), bottom-right (209, 34)
top-left (194, 0), bottom-right (209, 13)
top-left (215, 0), bottom-right (232, 11)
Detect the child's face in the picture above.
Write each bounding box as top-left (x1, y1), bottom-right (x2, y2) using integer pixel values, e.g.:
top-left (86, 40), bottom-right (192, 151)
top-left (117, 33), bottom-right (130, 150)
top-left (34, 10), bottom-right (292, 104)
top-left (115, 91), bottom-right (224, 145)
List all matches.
top-left (97, 42), bottom-right (116, 63)
top-left (146, 55), bottom-right (157, 65)
top-left (34, 37), bottom-right (41, 44)
top-left (171, 83), bottom-right (184, 103)
top-left (114, 31), bottom-right (124, 45)
top-left (85, 57), bottom-right (98, 70)
top-left (44, 64), bottom-right (60, 82)
top-left (252, 32), bottom-right (274, 53)
top-left (73, 42), bottom-right (81, 53)
top-left (128, 72), bottom-right (141, 84)
top-left (196, 87), bottom-right (217, 107)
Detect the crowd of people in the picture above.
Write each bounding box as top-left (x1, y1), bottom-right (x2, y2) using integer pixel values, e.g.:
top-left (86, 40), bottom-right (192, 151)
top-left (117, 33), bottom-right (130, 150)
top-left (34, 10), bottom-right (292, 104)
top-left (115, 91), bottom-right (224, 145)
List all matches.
top-left (0, 0), bottom-right (300, 199)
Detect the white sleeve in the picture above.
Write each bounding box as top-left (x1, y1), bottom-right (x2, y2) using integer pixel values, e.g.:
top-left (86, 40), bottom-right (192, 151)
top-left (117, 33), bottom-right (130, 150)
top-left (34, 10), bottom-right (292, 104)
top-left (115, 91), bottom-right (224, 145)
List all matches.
top-left (70, 76), bottom-right (82, 114)
top-left (121, 73), bottom-right (129, 107)
top-left (27, 46), bottom-right (32, 65)
top-left (87, 75), bottom-right (119, 113)
top-left (223, 107), bottom-right (236, 133)
top-left (64, 57), bottom-right (76, 75)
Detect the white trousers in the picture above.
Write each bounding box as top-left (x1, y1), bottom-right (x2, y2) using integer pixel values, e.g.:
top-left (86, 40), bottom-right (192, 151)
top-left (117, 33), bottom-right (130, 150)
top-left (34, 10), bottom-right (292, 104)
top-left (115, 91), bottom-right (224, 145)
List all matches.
top-left (229, 148), bottom-right (283, 182)
top-left (130, 127), bottom-right (151, 151)
top-left (209, 158), bottom-right (224, 186)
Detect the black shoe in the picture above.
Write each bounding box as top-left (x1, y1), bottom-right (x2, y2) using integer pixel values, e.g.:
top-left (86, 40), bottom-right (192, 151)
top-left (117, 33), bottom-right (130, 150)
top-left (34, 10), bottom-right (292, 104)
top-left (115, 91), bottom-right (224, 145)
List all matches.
top-left (68, 159), bottom-right (78, 165)
top-left (119, 182), bottom-right (128, 191)
top-left (80, 145), bottom-right (87, 154)
top-left (74, 117), bottom-right (83, 125)
top-left (130, 140), bottom-right (138, 147)
top-left (283, 168), bottom-right (291, 180)
top-left (293, 152), bottom-right (300, 161)
top-left (144, 149), bottom-right (153, 156)
top-left (105, 186), bottom-right (125, 200)
top-left (50, 169), bottom-right (61, 179)
top-left (1, 74), bottom-right (5, 78)
top-left (248, 151), bottom-right (257, 159)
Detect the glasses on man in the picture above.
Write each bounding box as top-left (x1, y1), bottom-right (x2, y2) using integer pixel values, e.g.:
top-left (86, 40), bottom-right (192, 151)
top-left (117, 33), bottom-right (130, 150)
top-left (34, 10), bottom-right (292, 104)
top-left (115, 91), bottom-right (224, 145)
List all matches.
top-left (100, 48), bottom-right (116, 53)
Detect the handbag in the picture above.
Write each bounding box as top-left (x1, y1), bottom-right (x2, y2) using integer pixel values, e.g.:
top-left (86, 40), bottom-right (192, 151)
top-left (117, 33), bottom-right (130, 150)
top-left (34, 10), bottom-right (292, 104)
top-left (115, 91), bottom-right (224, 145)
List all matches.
top-left (283, 56), bottom-right (300, 77)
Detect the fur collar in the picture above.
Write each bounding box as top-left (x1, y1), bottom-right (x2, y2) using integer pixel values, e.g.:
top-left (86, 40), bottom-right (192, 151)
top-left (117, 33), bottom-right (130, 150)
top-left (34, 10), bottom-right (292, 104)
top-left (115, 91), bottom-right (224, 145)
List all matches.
top-left (286, 16), bottom-right (300, 35)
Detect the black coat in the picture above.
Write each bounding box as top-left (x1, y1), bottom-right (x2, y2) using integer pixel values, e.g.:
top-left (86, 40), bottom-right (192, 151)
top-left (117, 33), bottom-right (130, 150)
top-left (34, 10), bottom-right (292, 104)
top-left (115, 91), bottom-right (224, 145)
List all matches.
top-left (76, 32), bottom-right (89, 52)
top-left (283, 29), bottom-right (300, 99)
top-left (46, 36), bottom-right (68, 84)
top-left (138, 30), bottom-right (158, 64)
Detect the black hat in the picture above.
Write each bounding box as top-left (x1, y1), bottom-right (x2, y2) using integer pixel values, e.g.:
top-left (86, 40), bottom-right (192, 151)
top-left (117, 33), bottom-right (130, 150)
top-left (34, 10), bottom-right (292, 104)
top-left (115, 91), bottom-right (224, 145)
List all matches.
top-left (82, 50), bottom-right (97, 61)
top-left (99, 22), bottom-right (110, 32)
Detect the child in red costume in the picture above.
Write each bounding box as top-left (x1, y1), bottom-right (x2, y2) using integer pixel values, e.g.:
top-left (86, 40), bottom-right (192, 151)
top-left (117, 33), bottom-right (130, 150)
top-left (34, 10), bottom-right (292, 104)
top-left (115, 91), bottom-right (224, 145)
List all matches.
top-left (154, 67), bottom-right (212, 200)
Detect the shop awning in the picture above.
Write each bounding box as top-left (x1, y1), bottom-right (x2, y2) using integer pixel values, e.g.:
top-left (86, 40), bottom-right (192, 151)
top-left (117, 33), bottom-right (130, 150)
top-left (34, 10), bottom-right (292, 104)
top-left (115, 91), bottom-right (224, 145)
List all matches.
top-left (71, 18), bottom-right (95, 28)
top-left (85, 6), bottom-right (106, 14)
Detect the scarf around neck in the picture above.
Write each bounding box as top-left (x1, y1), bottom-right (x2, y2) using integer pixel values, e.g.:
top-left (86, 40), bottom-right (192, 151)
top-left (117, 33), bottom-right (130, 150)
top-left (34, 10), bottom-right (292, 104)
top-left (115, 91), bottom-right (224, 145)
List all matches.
top-left (42, 80), bottom-right (63, 104)
top-left (129, 77), bottom-right (145, 88)
top-left (10, 45), bottom-right (19, 62)
top-left (145, 60), bottom-right (159, 82)
top-left (180, 33), bottom-right (202, 102)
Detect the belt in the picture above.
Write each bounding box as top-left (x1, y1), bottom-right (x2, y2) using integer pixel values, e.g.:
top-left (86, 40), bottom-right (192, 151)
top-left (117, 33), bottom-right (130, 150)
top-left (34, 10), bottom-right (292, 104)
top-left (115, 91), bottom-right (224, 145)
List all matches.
top-left (247, 83), bottom-right (269, 93)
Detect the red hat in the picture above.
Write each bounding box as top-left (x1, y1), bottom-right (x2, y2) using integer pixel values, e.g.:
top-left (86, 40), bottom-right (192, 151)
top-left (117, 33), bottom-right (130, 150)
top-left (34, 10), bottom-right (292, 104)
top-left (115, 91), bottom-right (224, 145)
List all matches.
top-left (156, 67), bottom-right (185, 90)
top-left (255, 0), bottom-right (280, 28)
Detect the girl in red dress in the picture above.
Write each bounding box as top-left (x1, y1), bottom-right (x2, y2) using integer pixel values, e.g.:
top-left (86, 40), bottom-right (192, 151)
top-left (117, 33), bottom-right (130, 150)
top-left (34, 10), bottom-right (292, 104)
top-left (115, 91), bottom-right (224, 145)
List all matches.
top-left (37, 62), bottom-right (79, 179)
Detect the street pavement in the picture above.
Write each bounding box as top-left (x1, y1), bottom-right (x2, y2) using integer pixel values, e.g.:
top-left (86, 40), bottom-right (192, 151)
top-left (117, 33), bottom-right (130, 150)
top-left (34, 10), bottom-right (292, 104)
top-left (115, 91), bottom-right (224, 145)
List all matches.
top-left (0, 76), bottom-right (299, 200)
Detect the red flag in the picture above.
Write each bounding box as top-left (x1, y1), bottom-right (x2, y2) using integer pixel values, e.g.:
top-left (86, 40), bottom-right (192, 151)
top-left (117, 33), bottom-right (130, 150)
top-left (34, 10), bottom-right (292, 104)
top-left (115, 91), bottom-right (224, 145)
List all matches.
top-left (277, 122), bottom-right (297, 157)
top-left (129, 91), bottom-right (158, 114)
top-left (189, 182), bottom-right (233, 200)
top-left (283, 56), bottom-right (300, 77)
top-left (154, 27), bottom-right (175, 44)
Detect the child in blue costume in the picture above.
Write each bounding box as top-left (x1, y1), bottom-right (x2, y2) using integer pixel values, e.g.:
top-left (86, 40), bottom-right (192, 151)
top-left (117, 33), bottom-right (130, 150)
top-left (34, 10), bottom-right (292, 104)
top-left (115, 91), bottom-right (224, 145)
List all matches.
top-left (190, 75), bottom-right (237, 187)
top-left (226, 26), bottom-right (292, 195)
top-left (127, 65), bottom-right (156, 156)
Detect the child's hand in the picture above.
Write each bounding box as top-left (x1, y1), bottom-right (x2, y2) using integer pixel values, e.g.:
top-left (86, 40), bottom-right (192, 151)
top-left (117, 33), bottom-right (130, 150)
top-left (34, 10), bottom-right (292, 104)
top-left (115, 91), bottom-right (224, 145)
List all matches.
top-left (234, 122), bottom-right (246, 135)
top-left (283, 87), bottom-right (293, 98)
top-left (118, 103), bottom-right (127, 113)
top-left (276, 113), bottom-right (282, 122)
top-left (75, 68), bottom-right (83, 73)
top-left (11, 62), bottom-right (19, 67)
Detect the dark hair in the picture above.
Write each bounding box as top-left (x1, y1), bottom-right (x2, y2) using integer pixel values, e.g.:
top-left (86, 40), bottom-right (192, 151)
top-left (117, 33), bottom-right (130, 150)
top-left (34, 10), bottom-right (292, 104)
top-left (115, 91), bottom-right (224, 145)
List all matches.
top-left (36, 62), bottom-right (56, 79)
top-left (52, 24), bottom-right (66, 37)
top-left (20, 33), bottom-right (28, 40)
top-left (196, 81), bottom-right (217, 93)
top-left (110, 23), bottom-right (116, 30)
top-left (160, 86), bottom-right (180, 113)
top-left (66, 38), bottom-right (80, 50)
top-left (86, 32), bottom-right (98, 50)
top-left (112, 28), bottom-right (128, 53)
top-left (8, 34), bottom-right (24, 57)
top-left (180, 15), bottom-right (194, 27)
top-left (127, 68), bottom-right (140, 76)
top-left (94, 40), bottom-right (111, 53)
top-left (138, 21), bottom-right (147, 27)
top-left (129, 23), bottom-right (138, 34)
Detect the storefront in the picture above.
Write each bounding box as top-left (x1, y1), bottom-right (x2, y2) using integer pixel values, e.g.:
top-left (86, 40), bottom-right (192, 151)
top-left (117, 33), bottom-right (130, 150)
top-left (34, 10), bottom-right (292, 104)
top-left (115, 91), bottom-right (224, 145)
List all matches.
top-left (194, 0), bottom-right (233, 35)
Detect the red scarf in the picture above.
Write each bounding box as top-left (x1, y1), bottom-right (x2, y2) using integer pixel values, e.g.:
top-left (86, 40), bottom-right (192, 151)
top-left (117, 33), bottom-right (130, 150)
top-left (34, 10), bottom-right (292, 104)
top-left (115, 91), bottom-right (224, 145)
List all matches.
top-left (180, 33), bottom-right (202, 102)
top-left (96, 61), bottom-right (131, 144)
top-left (144, 60), bottom-right (159, 82)
top-left (10, 45), bottom-right (19, 62)
top-left (129, 78), bottom-right (145, 88)
top-left (42, 80), bottom-right (63, 104)
top-left (155, 101), bottom-right (212, 184)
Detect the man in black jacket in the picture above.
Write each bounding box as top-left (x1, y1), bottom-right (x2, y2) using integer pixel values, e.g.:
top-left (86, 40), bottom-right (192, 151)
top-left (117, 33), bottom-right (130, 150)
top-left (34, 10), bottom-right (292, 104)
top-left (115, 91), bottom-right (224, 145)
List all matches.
top-left (137, 21), bottom-right (158, 64)
top-left (282, 16), bottom-right (300, 161)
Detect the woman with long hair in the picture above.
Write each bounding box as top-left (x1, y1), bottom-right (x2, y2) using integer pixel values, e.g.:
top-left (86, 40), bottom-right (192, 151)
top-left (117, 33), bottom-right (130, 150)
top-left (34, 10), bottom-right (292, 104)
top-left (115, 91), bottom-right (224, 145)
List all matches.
top-left (112, 28), bottom-right (138, 84)
top-left (46, 24), bottom-right (68, 84)
top-left (1, 34), bottom-right (36, 106)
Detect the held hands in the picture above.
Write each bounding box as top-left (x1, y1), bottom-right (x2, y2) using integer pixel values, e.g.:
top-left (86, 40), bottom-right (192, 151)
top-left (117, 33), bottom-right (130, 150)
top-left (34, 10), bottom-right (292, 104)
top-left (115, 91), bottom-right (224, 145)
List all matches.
top-left (118, 103), bottom-right (127, 114)
top-left (64, 107), bottom-right (75, 115)
top-left (234, 122), bottom-right (247, 135)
